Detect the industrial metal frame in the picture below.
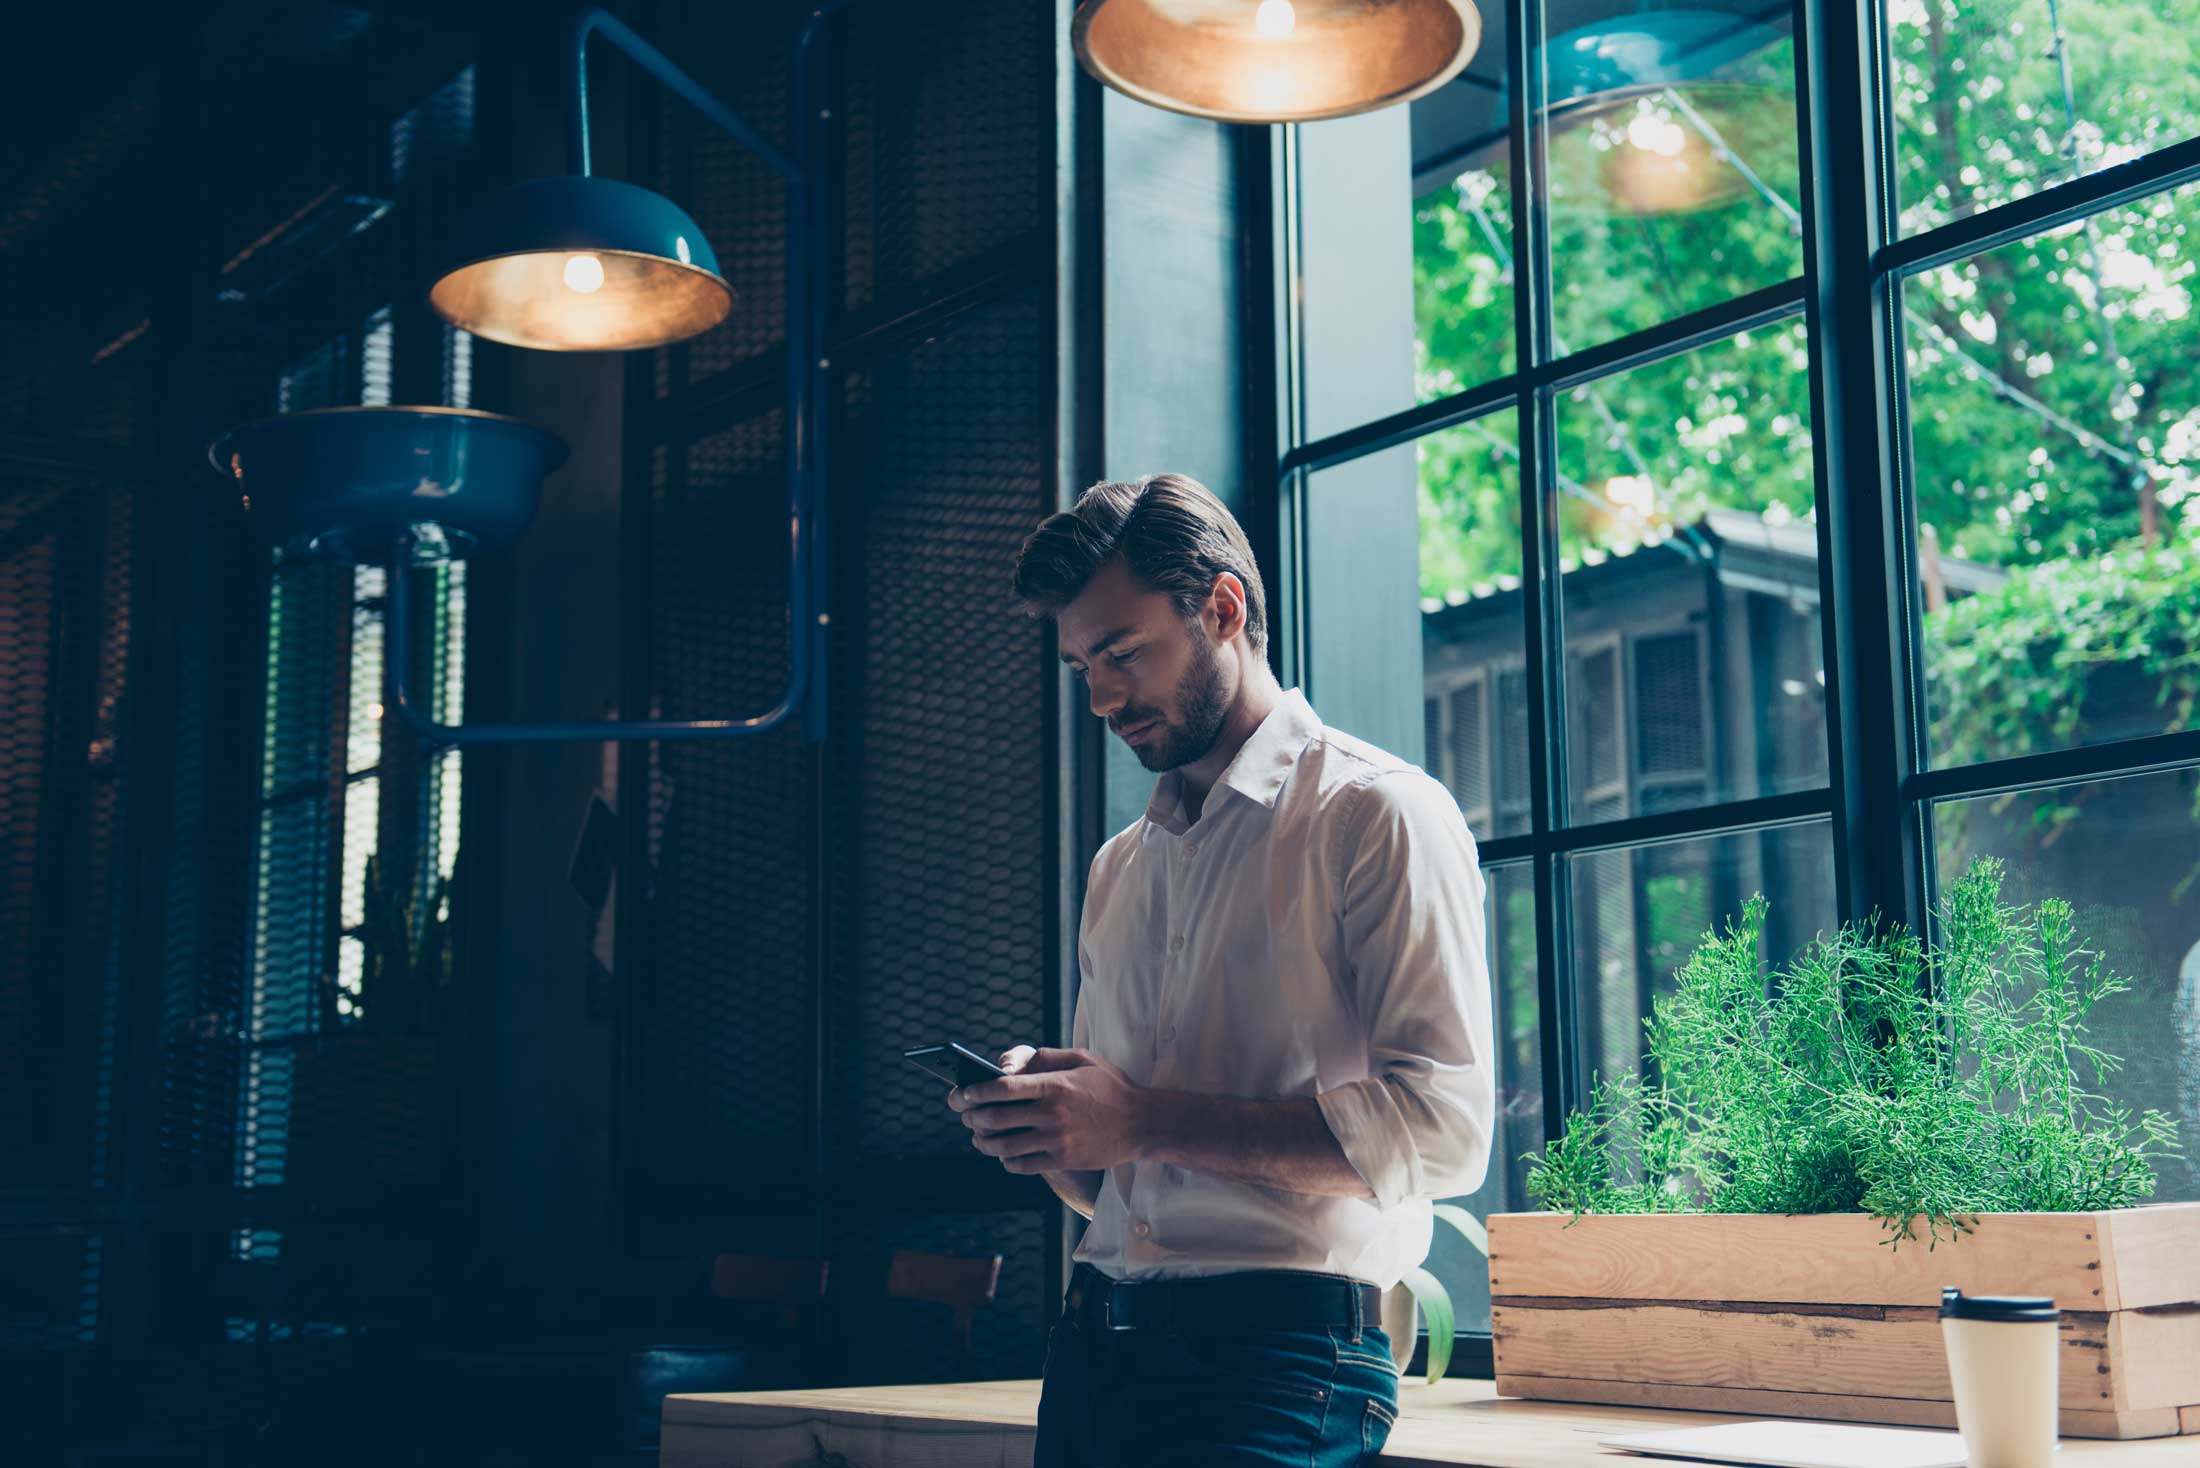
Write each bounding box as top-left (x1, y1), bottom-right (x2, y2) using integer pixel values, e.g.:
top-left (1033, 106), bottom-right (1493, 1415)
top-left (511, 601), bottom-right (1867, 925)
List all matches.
top-left (1270, 0), bottom-right (2200, 1365)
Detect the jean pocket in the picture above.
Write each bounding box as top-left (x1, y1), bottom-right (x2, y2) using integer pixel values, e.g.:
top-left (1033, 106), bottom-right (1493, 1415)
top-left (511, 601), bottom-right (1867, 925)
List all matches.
top-left (1162, 1326), bottom-right (1336, 1403)
top-left (1329, 1325), bottom-right (1402, 1381)
top-left (1360, 1396), bottom-right (1398, 1456)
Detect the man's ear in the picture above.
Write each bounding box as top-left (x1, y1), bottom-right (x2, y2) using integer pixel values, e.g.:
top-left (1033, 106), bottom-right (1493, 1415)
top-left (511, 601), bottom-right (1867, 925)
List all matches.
top-left (1208, 572), bottom-right (1248, 643)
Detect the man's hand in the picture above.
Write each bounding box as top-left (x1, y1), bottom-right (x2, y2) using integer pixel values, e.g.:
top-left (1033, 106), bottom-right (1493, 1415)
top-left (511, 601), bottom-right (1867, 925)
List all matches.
top-left (947, 1046), bottom-right (1148, 1174)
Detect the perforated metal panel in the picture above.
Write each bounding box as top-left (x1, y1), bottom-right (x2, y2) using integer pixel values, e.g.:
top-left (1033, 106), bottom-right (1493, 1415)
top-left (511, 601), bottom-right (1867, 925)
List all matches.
top-left (826, 293), bottom-right (1049, 1161)
top-left (633, 410), bottom-right (817, 1185)
top-left (623, 0), bottom-right (1057, 1388)
top-left (0, 476), bottom-right (134, 1198)
top-left (649, 5), bottom-right (798, 396)
top-left (839, 0), bottom-right (1048, 311)
top-left (0, 489), bottom-right (61, 1179)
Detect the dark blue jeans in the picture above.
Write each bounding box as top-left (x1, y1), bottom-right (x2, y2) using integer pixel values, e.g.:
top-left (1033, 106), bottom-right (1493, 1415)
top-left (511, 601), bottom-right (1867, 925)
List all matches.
top-left (1033, 1294), bottom-right (1401, 1467)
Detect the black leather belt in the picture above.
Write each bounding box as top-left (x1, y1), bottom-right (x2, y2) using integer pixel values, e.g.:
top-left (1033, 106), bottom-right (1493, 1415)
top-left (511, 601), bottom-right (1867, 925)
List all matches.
top-left (1062, 1262), bottom-right (1383, 1337)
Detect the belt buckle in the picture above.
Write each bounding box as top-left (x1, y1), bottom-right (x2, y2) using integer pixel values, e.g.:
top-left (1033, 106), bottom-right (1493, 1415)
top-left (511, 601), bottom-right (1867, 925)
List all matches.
top-left (1103, 1283), bottom-right (1136, 1332)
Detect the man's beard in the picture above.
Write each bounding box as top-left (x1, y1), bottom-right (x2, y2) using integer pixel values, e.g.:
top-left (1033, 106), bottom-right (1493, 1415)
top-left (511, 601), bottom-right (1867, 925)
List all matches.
top-left (1131, 625), bottom-right (1231, 772)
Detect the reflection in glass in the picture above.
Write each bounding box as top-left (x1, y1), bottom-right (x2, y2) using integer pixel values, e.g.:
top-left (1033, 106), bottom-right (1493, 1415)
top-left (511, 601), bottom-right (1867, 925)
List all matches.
top-left (1555, 327), bottom-right (1825, 823)
top-left (1571, 820), bottom-right (1835, 1096)
top-left (1404, 3), bottom-right (1802, 403)
top-left (1417, 413), bottom-right (1535, 841)
top-left (1427, 862), bottom-right (1542, 1336)
top-left (1934, 768), bottom-right (2200, 1200)
top-left (1541, 0), bottom-right (1803, 351)
top-left (1910, 186), bottom-right (2200, 770)
top-left (1890, 0), bottom-right (2200, 237)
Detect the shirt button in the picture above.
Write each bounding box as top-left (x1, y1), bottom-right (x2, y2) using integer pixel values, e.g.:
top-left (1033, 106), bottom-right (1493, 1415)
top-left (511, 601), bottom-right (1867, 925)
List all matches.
top-left (1169, 935), bottom-right (1185, 953)
top-left (1135, 1221), bottom-right (1151, 1238)
top-left (1184, 841), bottom-right (1198, 857)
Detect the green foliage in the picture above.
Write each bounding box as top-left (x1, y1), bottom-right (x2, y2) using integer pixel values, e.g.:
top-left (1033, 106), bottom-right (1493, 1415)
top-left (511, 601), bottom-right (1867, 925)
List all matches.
top-left (1412, 0), bottom-right (2200, 608)
top-left (1385, 1204), bottom-right (1488, 1385)
top-left (1524, 859), bottom-right (2180, 1243)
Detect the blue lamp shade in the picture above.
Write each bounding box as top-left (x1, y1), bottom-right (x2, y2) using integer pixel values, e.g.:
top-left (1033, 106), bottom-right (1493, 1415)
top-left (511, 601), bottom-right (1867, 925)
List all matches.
top-left (429, 176), bottom-right (734, 351)
top-left (1545, 10), bottom-right (1784, 119)
top-left (208, 406), bottom-right (570, 562)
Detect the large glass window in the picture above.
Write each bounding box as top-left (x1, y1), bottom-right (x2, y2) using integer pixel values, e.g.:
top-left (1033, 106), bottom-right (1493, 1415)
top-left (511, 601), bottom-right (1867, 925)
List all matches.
top-left (1281, 0), bottom-right (2200, 1373)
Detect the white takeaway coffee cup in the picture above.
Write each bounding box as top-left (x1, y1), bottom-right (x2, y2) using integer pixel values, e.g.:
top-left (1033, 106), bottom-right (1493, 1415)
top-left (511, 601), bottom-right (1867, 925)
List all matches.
top-left (1940, 1287), bottom-right (2060, 1468)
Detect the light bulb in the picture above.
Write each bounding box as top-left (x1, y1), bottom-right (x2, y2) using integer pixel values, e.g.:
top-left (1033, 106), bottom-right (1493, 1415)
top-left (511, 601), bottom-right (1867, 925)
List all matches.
top-left (1255, 0), bottom-right (1296, 40)
top-left (563, 253), bottom-right (606, 293)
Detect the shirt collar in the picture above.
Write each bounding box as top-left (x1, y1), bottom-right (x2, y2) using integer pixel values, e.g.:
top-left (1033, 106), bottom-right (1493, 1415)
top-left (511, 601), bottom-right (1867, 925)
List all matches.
top-left (1143, 689), bottom-right (1321, 830)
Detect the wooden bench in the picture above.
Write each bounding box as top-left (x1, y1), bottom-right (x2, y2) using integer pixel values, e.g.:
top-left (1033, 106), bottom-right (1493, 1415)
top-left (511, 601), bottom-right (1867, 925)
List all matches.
top-left (662, 1378), bottom-right (2200, 1466)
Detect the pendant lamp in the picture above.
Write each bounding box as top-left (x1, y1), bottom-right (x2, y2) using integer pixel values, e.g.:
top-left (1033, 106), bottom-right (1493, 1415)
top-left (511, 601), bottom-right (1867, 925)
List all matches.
top-left (1072, 0), bottom-right (1483, 123)
top-left (207, 7), bottom-right (839, 750)
top-left (429, 176), bottom-right (733, 352)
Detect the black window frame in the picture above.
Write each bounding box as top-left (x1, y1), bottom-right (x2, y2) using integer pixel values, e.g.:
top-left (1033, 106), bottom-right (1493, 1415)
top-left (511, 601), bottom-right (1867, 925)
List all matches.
top-left (1266, 0), bottom-right (2200, 1370)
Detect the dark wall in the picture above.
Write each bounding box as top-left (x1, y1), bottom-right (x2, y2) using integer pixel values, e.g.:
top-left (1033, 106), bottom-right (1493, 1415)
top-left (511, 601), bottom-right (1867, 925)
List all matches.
top-left (0, 0), bottom-right (1076, 1459)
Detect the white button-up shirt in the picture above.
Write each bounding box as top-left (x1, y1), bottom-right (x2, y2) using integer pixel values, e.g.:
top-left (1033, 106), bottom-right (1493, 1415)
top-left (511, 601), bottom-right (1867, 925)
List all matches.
top-left (1070, 690), bottom-right (1495, 1290)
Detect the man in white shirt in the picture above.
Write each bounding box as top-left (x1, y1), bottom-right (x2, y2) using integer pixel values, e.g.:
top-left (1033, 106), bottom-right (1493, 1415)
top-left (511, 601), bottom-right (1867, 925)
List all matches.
top-left (947, 473), bottom-right (1495, 1467)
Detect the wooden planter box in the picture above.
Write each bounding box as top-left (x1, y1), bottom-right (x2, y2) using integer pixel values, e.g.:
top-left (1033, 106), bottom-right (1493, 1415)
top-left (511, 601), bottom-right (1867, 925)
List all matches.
top-left (1488, 1205), bottom-right (2200, 1440)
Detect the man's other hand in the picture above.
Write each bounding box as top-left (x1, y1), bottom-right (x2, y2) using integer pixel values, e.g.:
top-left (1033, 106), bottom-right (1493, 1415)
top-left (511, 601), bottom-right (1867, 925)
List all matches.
top-left (947, 1047), bottom-right (1149, 1174)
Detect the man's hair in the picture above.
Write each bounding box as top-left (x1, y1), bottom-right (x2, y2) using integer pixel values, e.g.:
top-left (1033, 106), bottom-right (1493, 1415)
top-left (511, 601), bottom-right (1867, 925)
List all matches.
top-left (1011, 473), bottom-right (1269, 657)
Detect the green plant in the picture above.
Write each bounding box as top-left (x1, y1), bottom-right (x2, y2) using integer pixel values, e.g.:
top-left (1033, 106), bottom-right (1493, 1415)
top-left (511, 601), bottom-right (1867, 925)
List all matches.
top-left (1391, 1203), bottom-right (1485, 1385)
top-left (1524, 858), bottom-right (2180, 1246)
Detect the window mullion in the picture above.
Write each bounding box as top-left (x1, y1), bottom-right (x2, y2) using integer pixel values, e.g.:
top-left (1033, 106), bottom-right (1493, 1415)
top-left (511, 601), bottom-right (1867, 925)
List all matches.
top-left (1795, 0), bottom-right (1924, 934)
top-left (1505, 0), bottom-right (1580, 1135)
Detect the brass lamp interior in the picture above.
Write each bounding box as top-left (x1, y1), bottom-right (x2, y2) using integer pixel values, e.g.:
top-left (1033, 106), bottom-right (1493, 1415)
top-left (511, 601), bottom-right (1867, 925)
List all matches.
top-left (430, 247), bottom-right (734, 353)
top-left (1073, 0), bottom-right (1482, 123)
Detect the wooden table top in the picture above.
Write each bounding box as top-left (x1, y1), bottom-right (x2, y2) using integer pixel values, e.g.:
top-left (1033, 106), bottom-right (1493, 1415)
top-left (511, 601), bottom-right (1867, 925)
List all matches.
top-left (663, 1377), bottom-right (2200, 1466)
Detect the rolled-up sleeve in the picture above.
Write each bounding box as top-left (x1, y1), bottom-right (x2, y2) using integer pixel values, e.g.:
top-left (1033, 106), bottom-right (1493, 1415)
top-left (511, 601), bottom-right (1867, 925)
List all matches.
top-left (1314, 771), bottom-right (1495, 1212)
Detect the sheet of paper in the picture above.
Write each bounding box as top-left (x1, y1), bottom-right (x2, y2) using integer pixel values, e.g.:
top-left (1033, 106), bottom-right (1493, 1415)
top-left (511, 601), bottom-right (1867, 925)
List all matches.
top-left (1598, 1420), bottom-right (1972, 1468)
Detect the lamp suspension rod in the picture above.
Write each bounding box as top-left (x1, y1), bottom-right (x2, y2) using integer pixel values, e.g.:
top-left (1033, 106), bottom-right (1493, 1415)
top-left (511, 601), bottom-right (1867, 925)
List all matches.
top-left (386, 1), bottom-right (861, 749)
top-left (569, 6), bottom-right (802, 182)
top-left (384, 527), bottom-right (809, 746)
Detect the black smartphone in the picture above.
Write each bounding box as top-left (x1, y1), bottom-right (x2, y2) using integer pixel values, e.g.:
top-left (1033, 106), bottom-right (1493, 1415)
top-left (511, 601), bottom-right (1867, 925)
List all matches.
top-left (903, 1042), bottom-right (1006, 1089)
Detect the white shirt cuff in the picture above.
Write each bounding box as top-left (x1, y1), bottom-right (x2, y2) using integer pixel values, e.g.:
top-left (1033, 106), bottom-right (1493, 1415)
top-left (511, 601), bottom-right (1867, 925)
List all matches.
top-left (1317, 1076), bottom-right (1423, 1212)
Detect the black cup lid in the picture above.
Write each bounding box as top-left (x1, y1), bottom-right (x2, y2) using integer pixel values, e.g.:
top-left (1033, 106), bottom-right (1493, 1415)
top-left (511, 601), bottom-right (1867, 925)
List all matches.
top-left (1941, 1287), bottom-right (2060, 1322)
